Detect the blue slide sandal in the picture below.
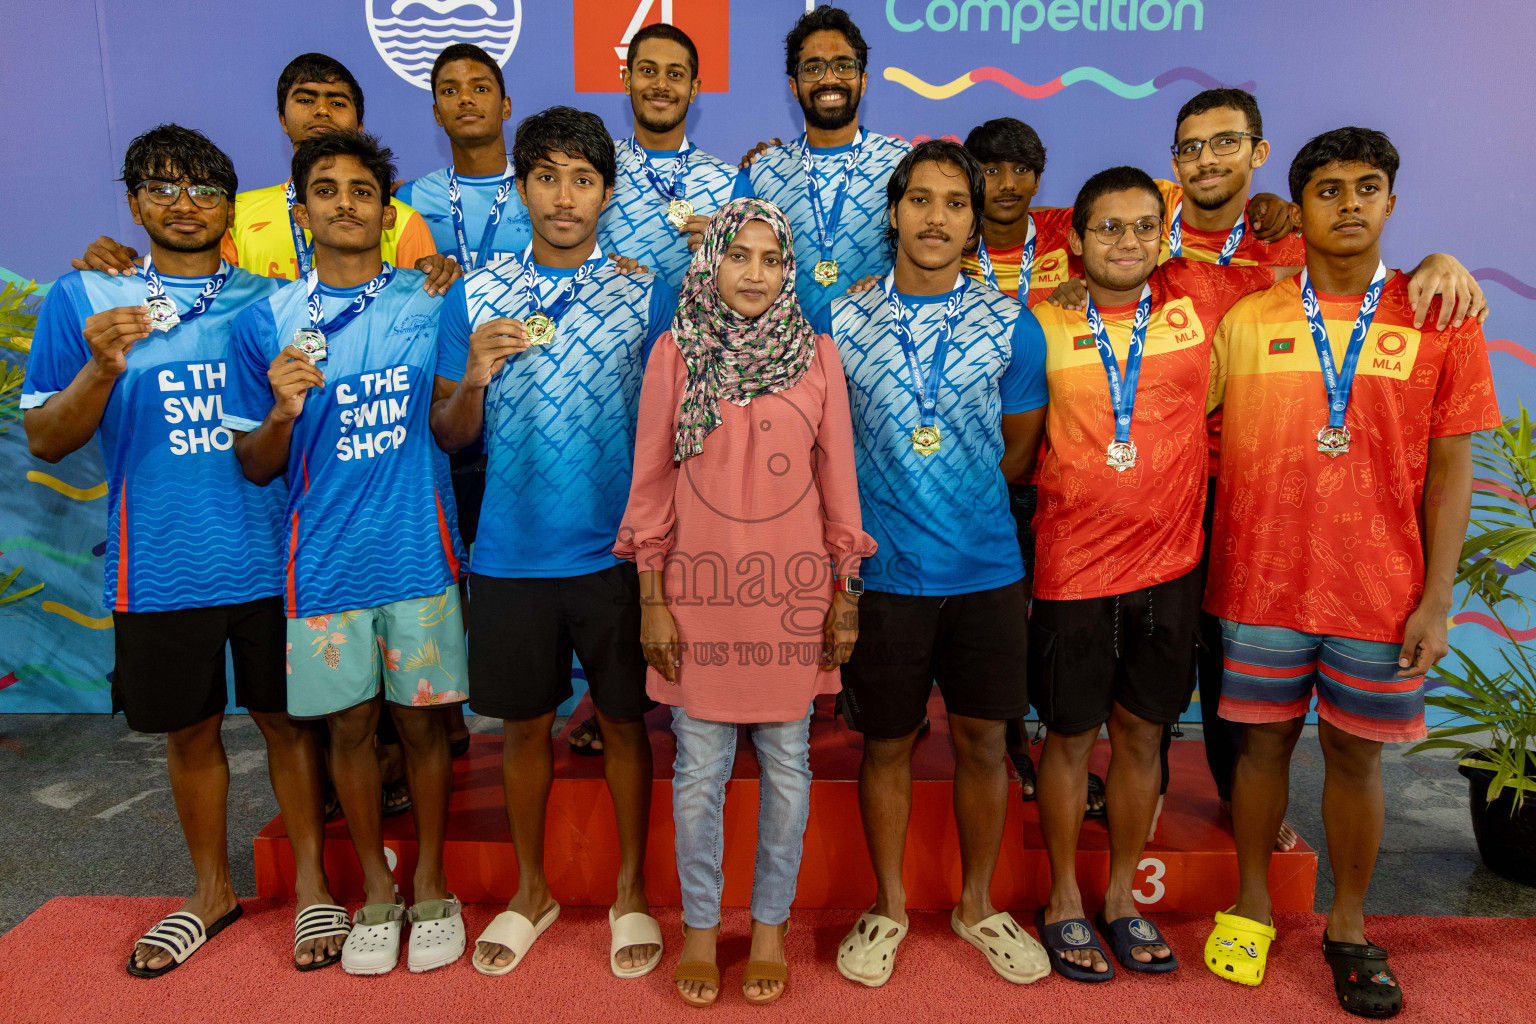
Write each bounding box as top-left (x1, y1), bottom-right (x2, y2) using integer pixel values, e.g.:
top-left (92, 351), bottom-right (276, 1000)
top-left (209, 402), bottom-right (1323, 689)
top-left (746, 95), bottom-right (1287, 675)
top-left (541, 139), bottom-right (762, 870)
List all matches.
top-left (1095, 910), bottom-right (1178, 973)
top-left (1033, 907), bottom-right (1113, 982)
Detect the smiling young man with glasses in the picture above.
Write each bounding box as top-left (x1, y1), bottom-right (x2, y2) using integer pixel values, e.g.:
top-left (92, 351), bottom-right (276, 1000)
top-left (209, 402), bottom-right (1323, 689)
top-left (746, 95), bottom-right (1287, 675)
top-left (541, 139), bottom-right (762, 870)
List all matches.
top-left (1028, 166), bottom-right (1282, 984)
top-left (732, 6), bottom-right (909, 325)
top-left (23, 125), bottom-right (344, 976)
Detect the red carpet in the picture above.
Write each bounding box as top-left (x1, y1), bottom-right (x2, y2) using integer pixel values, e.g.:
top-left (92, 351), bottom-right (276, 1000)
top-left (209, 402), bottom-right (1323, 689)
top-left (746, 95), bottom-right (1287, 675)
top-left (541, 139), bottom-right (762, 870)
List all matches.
top-left (3, 898), bottom-right (1532, 1023)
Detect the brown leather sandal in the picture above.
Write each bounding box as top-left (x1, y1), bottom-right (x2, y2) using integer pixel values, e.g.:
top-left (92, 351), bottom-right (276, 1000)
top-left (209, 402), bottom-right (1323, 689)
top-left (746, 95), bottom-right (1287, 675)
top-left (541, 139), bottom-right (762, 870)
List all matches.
top-left (674, 960), bottom-right (721, 1008)
top-left (742, 959), bottom-right (788, 1005)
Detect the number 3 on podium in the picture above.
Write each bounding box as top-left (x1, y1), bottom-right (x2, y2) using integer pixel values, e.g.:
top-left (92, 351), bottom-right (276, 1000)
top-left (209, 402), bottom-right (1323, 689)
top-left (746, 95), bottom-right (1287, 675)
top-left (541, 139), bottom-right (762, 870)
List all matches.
top-left (1132, 856), bottom-right (1167, 905)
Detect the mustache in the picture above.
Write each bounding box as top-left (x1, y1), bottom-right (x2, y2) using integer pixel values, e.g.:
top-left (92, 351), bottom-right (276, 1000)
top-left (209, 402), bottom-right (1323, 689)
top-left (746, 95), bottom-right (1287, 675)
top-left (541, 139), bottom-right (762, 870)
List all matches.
top-left (918, 230), bottom-right (951, 241)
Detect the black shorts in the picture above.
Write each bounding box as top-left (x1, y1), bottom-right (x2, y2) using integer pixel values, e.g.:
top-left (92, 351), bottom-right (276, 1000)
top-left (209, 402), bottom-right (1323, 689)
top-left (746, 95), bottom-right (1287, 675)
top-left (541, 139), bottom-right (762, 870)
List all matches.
top-left (1027, 567), bottom-right (1205, 734)
top-left (466, 563), bottom-right (653, 721)
top-left (113, 596), bottom-right (287, 734)
top-left (838, 581), bottom-right (1030, 740)
top-left (449, 450), bottom-right (487, 545)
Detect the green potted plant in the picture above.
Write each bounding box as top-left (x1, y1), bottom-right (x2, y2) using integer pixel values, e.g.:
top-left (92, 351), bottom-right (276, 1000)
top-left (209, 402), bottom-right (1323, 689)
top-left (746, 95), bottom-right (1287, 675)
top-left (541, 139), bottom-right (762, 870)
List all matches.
top-left (1411, 406), bottom-right (1536, 885)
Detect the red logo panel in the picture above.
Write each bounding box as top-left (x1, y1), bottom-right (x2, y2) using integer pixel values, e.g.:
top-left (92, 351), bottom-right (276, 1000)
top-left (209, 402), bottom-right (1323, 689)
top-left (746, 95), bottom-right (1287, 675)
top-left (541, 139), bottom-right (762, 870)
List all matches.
top-left (572, 0), bottom-right (729, 93)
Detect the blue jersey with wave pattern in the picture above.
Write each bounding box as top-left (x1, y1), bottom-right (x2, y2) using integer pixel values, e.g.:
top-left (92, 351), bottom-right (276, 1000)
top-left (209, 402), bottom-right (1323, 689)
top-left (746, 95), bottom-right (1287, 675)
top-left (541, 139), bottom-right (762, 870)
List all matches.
top-left (224, 269), bottom-right (464, 617)
top-left (815, 281), bottom-right (1048, 597)
top-left (436, 257), bottom-right (675, 578)
top-left (395, 166), bottom-right (532, 266)
top-left (22, 268), bottom-right (287, 613)
top-left (596, 139), bottom-right (737, 289)
top-left (735, 132), bottom-right (910, 326)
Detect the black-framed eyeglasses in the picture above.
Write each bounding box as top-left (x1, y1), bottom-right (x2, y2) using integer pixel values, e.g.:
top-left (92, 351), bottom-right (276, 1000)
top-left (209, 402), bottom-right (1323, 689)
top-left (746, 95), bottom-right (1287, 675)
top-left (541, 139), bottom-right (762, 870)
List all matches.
top-left (1171, 132), bottom-right (1262, 163)
top-left (796, 59), bottom-right (862, 83)
top-left (1087, 217), bottom-right (1163, 245)
top-left (138, 181), bottom-right (227, 209)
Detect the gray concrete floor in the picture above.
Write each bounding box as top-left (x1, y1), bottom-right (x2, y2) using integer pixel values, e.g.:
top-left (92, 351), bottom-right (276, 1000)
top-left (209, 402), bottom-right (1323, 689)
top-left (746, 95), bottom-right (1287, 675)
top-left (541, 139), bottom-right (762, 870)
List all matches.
top-left (1, 714), bottom-right (1533, 935)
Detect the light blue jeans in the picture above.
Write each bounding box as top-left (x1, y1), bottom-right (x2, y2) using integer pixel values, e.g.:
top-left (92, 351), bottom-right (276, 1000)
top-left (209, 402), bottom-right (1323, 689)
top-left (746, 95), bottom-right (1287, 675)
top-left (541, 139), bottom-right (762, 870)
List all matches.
top-left (670, 705), bottom-right (813, 929)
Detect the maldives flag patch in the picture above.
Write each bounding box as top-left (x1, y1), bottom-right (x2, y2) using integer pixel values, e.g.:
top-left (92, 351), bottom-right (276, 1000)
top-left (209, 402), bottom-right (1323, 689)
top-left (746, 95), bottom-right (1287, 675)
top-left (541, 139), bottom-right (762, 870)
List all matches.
top-left (1073, 334), bottom-right (1095, 350)
top-left (1269, 337), bottom-right (1295, 355)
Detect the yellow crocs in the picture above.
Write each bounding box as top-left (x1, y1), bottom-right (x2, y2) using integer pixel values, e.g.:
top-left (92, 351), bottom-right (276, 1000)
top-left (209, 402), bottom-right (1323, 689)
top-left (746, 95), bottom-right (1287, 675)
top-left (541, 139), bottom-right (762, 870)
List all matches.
top-left (1204, 908), bottom-right (1276, 986)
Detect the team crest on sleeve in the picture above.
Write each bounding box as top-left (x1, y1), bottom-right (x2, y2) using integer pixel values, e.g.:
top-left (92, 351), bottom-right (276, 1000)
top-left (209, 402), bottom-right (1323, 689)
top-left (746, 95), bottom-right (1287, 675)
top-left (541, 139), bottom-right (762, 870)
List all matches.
top-left (366, 0), bottom-right (522, 90)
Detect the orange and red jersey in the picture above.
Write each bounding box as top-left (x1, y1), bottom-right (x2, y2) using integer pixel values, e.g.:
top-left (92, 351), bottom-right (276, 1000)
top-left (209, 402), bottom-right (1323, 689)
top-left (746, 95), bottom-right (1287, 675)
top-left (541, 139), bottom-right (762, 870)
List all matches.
top-left (1032, 259), bottom-right (1273, 601)
top-left (1204, 272), bottom-right (1500, 643)
top-left (961, 207), bottom-right (1075, 308)
top-left (1154, 178), bottom-right (1306, 268)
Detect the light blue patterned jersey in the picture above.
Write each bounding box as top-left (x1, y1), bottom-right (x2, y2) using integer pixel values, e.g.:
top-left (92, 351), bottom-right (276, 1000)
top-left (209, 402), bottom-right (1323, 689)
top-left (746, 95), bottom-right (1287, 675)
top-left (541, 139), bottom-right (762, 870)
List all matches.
top-left (736, 131), bottom-right (910, 326)
top-left (815, 280), bottom-right (1047, 596)
top-left (596, 138), bottom-right (737, 289)
top-left (23, 268), bottom-right (286, 613)
top-left (223, 269), bottom-right (464, 617)
top-left (395, 166), bottom-right (533, 267)
top-left (436, 257), bottom-right (676, 579)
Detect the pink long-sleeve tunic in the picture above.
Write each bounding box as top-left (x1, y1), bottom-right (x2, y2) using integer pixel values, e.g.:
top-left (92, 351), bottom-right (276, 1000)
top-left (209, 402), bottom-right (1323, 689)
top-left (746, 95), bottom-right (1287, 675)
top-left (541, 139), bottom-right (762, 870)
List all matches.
top-left (614, 331), bottom-right (876, 724)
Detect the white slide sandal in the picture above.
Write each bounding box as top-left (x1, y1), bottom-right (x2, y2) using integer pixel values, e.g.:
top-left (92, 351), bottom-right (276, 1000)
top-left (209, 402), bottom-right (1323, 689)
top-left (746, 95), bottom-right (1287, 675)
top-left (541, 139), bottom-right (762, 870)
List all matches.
top-left (951, 909), bottom-right (1050, 984)
top-left (407, 895), bottom-right (466, 973)
top-left (472, 903), bottom-right (560, 977)
top-left (836, 910), bottom-right (908, 987)
top-left (608, 908), bottom-right (664, 979)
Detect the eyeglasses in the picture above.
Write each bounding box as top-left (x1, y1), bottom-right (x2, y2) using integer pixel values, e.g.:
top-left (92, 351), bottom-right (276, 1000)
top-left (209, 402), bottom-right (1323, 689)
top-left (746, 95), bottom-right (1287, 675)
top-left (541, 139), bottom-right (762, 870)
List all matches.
top-left (138, 181), bottom-right (227, 209)
top-left (1171, 132), bottom-right (1262, 163)
top-left (796, 59), bottom-right (862, 83)
top-left (1087, 217), bottom-right (1164, 245)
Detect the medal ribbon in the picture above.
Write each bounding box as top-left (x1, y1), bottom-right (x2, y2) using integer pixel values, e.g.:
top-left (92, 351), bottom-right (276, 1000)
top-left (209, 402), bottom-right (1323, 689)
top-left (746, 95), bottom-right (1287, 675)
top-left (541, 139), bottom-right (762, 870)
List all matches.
top-left (1169, 200), bottom-right (1246, 265)
top-left (448, 168), bottom-right (515, 270)
top-left (883, 272), bottom-right (969, 429)
top-left (285, 180), bottom-right (313, 277)
top-left (304, 264), bottom-right (396, 336)
top-left (517, 242), bottom-right (607, 323)
top-left (800, 130), bottom-right (865, 265)
top-left (1301, 260), bottom-right (1387, 431)
top-left (626, 137), bottom-right (693, 203)
top-left (975, 215), bottom-right (1037, 294)
top-left (142, 254), bottom-right (230, 326)
top-left (1085, 282), bottom-right (1154, 445)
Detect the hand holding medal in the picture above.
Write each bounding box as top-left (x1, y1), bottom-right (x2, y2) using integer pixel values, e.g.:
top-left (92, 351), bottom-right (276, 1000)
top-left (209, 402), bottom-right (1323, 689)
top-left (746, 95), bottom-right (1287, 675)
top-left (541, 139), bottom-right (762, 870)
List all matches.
top-left (463, 316), bottom-right (533, 387)
top-left (266, 344), bottom-right (327, 424)
top-left (81, 305), bottom-right (155, 379)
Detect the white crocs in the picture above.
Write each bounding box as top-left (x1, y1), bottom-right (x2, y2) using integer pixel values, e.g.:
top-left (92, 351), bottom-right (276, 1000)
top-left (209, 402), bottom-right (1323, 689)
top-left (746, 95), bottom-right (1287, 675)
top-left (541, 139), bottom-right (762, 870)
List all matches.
top-left (341, 900), bottom-right (406, 976)
top-left (407, 895), bottom-right (466, 973)
top-left (836, 910), bottom-right (908, 987)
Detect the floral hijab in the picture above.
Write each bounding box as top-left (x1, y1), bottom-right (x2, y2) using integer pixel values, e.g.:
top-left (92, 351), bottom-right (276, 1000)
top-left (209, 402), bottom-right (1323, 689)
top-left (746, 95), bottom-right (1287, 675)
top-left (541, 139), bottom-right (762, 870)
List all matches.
top-left (670, 197), bottom-right (818, 461)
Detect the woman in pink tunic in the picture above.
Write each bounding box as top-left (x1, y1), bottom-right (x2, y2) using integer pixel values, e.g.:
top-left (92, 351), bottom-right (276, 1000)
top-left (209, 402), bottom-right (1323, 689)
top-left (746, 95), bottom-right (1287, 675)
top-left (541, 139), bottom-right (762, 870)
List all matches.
top-left (615, 198), bottom-right (874, 1008)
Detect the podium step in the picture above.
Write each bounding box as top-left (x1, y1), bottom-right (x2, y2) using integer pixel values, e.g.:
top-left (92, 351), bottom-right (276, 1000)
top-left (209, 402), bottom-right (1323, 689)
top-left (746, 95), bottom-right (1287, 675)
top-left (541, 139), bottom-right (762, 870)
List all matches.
top-left (256, 693), bottom-right (1316, 912)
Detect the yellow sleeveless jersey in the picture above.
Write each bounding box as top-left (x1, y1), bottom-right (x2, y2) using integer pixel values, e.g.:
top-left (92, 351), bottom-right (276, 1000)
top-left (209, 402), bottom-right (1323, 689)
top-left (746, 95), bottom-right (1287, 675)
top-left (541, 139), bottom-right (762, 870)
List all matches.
top-left (220, 181), bottom-right (437, 280)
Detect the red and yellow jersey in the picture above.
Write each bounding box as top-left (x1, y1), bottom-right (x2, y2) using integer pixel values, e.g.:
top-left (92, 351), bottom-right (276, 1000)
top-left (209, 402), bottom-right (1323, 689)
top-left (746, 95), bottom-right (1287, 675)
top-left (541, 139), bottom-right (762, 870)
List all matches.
top-left (961, 207), bottom-right (1075, 308)
top-left (1155, 178), bottom-right (1305, 269)
top-left (1032, 259), bottom-right (1273, 601)
top-left (1205, 273), bottom-right (1500, 642)
top-left (221, 181), bottom-right (437, 281)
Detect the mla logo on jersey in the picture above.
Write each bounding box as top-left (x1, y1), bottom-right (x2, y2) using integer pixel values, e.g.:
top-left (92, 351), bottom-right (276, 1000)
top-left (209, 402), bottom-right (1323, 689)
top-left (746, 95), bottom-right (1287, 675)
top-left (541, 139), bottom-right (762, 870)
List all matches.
top-left (571, 0), bottom-right (729, 93)
top-left (365, 0), bottom-right (523, 91)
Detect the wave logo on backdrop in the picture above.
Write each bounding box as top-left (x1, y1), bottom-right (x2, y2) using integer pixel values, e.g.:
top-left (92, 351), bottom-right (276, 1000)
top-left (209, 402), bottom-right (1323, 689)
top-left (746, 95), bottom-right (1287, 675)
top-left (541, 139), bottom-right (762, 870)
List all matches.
top-left (365, 0), bottom-right (523, 90)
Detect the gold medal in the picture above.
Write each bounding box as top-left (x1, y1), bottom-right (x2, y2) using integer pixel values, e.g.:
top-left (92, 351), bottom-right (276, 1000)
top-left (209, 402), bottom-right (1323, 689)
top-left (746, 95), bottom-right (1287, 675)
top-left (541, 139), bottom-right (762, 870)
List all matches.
top-left (813, 259), bottom-right (840, 286)
top-left (1105, 440), bottom-right (1138, 472)
top-left (524, 312), bottom-right (556, 347)
top-left (1316, 425), bottom-right (1351, 457)
top-left (666, 198), bottom-right (694, 230)
top-left (911, 425), bottom-right (942, 456)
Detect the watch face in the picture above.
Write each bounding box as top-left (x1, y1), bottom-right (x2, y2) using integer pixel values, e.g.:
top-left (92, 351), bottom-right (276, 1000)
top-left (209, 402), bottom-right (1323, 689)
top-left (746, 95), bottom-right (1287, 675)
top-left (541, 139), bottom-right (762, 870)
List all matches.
top-left (843, 576), bottom-right (864, 596)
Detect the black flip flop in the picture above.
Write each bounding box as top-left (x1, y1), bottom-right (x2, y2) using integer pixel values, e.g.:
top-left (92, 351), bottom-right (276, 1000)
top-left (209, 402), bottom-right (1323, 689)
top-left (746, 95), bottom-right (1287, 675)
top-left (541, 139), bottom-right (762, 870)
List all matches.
top-left (382, 776), bottom-right (413, 818)
top-left (568, 715), bottom-right (604, 756)
top-left (1085, 772), bottom-right (1108, 819)
top-left (1095, 909), bottom-right (1177, 973)
top-left (1010, 747), bottom-right (1038, 801)
top-left (1322, 935), bottom-right (1403, 1018)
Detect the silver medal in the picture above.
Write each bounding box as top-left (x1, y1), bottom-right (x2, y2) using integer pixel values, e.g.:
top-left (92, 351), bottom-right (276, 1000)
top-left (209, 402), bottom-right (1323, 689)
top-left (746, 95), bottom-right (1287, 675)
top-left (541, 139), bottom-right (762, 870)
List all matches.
top-left (293, 328), bottom-right (328, 362)
top-left (145, 296), bottom-right (180, 333)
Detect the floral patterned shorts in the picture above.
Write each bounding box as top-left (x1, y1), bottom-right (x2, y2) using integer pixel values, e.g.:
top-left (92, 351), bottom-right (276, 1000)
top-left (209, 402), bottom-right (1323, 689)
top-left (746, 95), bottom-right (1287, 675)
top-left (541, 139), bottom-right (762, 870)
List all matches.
top-left (285, 584), bottom-right (469, 719)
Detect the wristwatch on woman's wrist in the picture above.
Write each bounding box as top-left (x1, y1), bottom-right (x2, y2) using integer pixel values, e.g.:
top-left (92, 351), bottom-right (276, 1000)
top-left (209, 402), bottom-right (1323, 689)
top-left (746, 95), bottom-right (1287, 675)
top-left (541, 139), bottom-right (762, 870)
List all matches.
top-left (833, 575), bottom-right (864, 597)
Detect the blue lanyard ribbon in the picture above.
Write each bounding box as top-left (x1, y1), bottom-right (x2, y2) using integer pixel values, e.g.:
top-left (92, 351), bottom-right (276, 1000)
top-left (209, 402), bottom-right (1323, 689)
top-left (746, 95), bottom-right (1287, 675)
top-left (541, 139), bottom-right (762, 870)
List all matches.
top-left (1169, 200), bottom-right (1246, 265)
top-left (449, 168), bottom-right (515, 270)
top-left (517, 243), bottom-right (606, 322)
top-left (142, 255), bottom-right (230, 326)
top-left (800, 130), bottom-right (865, 263)
top-left (1301, 261), bottom-right (1386, 430)
top-left (975, 215), bottom-right (1037, 294)
top-left (625, 137), bottom-right (693, 203)
top-left (304, 264), bottom-right (395, 336)
top-left (1086, 282), bottom-right (1153, 444)
top-left (883, 272), bottom-right (969, 428)
top-left (285, 180), bottom-right (313, 277)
